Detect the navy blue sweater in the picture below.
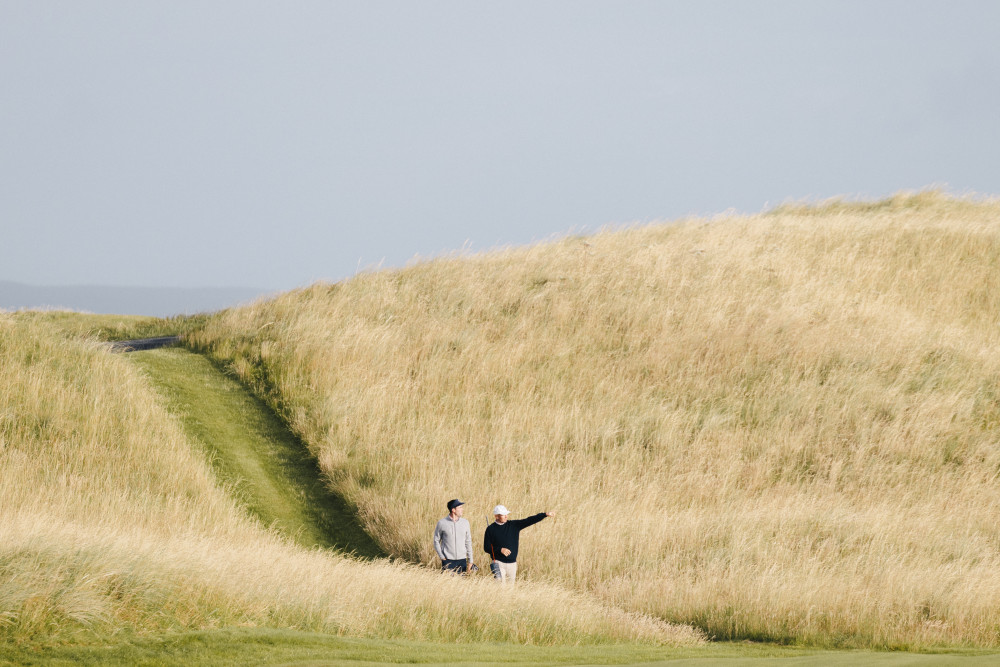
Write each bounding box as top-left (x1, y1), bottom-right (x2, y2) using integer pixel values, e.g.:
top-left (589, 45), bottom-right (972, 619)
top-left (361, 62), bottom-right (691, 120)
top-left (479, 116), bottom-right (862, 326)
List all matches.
top-left (483, 513), bottom-right (547, 563)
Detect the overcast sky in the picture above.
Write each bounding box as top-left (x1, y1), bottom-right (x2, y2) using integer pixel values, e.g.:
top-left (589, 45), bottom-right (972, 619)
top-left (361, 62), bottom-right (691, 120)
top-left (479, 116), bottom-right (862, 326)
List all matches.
top-left (2, 1), bottom-right (998, 292)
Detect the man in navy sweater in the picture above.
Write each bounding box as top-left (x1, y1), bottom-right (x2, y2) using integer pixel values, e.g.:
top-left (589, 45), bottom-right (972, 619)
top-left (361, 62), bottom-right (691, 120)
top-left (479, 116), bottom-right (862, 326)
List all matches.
top-left (483, 505), bottom-right (554, 583)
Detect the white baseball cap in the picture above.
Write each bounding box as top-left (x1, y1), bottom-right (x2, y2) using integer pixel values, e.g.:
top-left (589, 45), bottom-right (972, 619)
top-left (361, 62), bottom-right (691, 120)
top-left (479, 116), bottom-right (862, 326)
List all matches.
top-left (493, 505), bottom-right (509, 516)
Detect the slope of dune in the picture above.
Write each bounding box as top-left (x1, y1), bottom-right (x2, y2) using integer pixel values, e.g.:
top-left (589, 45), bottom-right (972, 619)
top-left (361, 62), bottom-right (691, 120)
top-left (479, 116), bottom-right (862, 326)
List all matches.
top-left (189, 191), bottom-right (1000, 647)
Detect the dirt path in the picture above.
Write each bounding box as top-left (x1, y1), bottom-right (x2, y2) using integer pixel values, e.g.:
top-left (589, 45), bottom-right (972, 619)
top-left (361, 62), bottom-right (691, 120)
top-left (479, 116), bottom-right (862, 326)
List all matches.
top-left (128, 346), bottom-right (384, 558)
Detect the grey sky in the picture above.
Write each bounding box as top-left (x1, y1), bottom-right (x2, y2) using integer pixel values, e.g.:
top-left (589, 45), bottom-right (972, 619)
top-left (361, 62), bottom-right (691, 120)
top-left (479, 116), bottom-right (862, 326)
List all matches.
top-left (2, 1), bottom-right (998, 292)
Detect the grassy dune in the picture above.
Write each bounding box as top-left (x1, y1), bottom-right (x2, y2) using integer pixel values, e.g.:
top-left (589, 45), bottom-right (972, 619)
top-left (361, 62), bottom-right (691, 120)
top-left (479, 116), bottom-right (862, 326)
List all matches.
top-left (0, 314), bottom-right (699, 648)
top-left (188, 191), bottom-right (1000, 648)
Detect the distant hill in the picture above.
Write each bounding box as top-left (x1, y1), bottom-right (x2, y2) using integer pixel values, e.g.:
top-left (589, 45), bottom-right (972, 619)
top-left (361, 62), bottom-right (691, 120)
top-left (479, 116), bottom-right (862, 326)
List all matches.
top-left (0, 280), bottom-right (269, 317)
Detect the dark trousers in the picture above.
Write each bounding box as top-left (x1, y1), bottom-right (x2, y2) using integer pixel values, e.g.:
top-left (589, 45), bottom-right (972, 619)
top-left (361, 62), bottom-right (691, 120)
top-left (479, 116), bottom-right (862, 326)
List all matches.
top-left (441, 559), bottom-right (468, 574)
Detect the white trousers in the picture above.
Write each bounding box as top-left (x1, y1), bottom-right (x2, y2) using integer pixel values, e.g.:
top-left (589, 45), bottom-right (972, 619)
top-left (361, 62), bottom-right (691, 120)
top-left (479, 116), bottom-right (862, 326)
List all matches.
top-left (493, 560), bottom-right (517, 583)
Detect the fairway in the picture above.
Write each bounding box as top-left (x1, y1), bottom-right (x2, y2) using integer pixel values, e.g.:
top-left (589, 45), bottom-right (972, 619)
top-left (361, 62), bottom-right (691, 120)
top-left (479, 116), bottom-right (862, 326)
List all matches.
top-left (4, 628), bottom-right (998, 666)
top-left (129, 347), bottom-right (383, 558)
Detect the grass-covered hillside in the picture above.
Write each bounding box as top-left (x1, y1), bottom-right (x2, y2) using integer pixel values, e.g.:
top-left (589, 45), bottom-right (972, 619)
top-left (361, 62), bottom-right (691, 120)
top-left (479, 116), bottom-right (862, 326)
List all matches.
top-left (0, 313), bottom-right (697, 649)
top-left (189, 191), bottom-right (1000, 648)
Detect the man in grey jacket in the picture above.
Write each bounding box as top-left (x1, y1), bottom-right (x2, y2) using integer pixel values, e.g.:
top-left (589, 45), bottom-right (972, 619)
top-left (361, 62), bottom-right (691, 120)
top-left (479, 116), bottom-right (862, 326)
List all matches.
top-left (433, 498), bottom-right (476, 574)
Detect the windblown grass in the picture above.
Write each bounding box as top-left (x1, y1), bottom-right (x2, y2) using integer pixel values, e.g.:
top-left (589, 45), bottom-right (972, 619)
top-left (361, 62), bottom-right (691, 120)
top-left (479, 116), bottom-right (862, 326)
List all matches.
top-left (0, 314), bottom-right (699, 647)
top-left (188, 191), bottom-right (1000, 647)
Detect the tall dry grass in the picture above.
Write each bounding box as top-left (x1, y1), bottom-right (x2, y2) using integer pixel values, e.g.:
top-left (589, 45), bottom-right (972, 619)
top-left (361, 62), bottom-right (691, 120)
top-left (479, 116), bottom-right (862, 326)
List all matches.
top-left (0, 314), bottom-right (698, 646)
top-left (189, 191), bottom-right (1000, 647)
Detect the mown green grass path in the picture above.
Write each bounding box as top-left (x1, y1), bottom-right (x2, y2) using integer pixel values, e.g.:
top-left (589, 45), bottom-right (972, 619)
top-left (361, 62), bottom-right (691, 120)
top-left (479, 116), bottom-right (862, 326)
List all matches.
top-left (6, 628), bottom-right (1000, 666)
top-left (130, 347), bottom-right (383, 558)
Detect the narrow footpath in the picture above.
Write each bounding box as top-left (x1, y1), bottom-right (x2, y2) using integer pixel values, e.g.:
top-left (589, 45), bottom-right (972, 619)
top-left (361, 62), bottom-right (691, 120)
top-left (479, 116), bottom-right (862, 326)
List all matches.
top-left (128, 346), bottom-right (384, 559)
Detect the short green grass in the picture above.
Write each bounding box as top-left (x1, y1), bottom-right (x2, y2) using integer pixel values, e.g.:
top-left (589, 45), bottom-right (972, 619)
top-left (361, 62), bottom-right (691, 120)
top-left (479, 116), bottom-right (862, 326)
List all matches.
top-left (129, 347), bottom-right (383, 558)
top-left (4, 629), bottom-right (997, 666)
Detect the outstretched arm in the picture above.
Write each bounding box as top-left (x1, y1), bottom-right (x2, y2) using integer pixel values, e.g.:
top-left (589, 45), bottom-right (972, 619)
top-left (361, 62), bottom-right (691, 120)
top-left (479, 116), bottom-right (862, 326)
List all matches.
top-left (510, 512), bottom-right (552, 529)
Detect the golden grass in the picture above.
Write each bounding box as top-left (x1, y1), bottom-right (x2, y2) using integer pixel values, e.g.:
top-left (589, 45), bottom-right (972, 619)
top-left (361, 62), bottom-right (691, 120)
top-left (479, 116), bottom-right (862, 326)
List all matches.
top-left (188, 191), bottom-right (1000, 647)
top-left (0, 314), bottom-right (699, 646)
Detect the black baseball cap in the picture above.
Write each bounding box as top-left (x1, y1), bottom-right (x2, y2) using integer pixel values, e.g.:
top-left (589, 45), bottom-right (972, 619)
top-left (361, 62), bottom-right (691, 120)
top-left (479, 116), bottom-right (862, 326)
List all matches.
top-left (447, 499), bottom-right (465, 511)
